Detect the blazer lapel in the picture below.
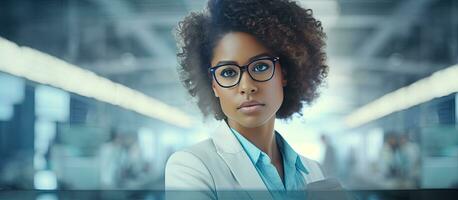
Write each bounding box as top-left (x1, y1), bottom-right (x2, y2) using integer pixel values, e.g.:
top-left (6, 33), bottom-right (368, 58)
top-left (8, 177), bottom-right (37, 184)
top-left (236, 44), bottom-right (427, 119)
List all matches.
top-left (298, 156), bottom-right (326, 184)
top-left (210, 122), bottom-right (273, 200)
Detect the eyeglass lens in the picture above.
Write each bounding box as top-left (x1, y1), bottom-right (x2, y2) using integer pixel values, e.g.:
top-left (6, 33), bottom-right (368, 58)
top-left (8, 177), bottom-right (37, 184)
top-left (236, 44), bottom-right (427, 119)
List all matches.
top-left (213, 59), bottom-right (275, 87)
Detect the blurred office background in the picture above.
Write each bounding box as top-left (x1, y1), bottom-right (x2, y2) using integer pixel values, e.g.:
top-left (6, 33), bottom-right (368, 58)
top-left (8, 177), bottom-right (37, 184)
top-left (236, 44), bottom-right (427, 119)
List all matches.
top-left (0, 0), bottom-right (457, 192)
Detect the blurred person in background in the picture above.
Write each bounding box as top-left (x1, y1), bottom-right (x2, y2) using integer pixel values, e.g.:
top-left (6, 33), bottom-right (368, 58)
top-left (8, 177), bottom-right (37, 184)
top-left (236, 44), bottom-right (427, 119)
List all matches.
top-left (99, 129), bottom-right (152, 189)
top-left (321, 134), bottom-right (338, 178)
top-left (342, 147), bottom-right (358, 187)
top-left (379, 132), bottom-right (401, 179)
top-left (398, 133), bottom-right (420, 188)
top-left (99, 129), bottom-right (123, 188)
top-left (377, 132), bottom-right (412, 189)
top-left (165, 0), bottom-right (333, 199)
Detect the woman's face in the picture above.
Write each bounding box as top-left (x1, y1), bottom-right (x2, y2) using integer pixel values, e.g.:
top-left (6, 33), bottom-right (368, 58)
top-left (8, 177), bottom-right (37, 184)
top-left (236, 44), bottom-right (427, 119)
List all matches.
top-left (210, 32), bottom-right (286, 128)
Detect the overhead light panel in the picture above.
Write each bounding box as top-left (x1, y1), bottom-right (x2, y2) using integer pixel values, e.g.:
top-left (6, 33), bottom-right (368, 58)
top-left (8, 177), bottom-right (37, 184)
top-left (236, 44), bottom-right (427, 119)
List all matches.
top-left (345, 64), bottom-right (458, 128)
top-left (0, 37), bottom-right (193, 128)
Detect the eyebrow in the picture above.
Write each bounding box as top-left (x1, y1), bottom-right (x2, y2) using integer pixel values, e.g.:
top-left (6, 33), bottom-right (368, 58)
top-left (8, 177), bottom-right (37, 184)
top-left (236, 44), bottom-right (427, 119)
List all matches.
top-left (214, 52), bottom-right (273, 67)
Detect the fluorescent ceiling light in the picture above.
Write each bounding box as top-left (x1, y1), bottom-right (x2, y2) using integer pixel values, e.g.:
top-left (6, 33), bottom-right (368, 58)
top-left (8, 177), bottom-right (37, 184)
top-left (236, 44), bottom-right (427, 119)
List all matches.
top-left (345, 64), bottom-right (458, 128)
top-left (0, 37), bottom-right (193, 128)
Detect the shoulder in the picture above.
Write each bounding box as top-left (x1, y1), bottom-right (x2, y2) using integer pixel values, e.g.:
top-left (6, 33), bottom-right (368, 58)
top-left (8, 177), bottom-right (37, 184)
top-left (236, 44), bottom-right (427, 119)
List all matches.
top-left (184, 138), bottom-right (218, 157)
top-left (166, 138), bottom-right (217, 169)
top-left (167, 139), bottom-right (218, 166)
top-left (165, 139), bottom-right (218, 191)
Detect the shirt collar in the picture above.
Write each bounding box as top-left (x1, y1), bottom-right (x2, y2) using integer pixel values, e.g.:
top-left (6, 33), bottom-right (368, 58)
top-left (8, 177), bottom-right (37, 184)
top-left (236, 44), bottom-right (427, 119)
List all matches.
top-left (230, 128), bottom-right (309, 174)
top-left (230, 128), bottom-right (262, 164)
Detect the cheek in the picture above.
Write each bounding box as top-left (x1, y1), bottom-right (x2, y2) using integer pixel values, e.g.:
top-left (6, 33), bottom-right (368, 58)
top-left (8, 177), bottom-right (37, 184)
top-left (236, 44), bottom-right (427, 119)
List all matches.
top-left (273, 84), bottom-right (285, 104)
top-left (265, 72), bottom-right (285, 107)
top-left (215, 88), bottom-right (237, 113)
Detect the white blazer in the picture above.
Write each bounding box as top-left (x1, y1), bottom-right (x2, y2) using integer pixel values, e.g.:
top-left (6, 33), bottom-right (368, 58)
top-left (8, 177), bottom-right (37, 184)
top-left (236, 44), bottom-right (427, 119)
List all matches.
top-left (165, 122), bottom-right (326, 200)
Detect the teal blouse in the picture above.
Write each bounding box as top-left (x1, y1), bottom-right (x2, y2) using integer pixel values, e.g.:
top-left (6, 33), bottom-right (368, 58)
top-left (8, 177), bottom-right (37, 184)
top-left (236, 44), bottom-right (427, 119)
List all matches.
top-left (231, 128), bottom-right (309, 199)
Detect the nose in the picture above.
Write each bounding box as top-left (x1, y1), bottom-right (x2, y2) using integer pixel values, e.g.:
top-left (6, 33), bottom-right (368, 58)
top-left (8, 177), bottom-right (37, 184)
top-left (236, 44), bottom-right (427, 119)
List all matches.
top-left (238, 71), bottom-right (258, 95)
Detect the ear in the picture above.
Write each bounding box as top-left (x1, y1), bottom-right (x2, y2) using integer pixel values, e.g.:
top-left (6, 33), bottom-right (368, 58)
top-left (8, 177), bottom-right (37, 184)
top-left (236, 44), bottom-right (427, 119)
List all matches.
top-left (211, 81), bottom-right (220, 98)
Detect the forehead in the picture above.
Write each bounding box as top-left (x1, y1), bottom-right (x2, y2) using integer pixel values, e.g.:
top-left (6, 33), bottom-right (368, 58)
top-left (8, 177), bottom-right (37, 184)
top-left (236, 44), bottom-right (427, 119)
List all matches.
top-left (211, 32), bottom-right (270, 66)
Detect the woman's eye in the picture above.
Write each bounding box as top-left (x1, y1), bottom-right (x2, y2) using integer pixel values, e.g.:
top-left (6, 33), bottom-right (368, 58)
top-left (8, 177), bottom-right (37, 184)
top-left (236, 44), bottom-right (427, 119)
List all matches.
top-left (253, 63), bottom-right (270, 72)
top-left (220, 69), bottom-right (237, 78)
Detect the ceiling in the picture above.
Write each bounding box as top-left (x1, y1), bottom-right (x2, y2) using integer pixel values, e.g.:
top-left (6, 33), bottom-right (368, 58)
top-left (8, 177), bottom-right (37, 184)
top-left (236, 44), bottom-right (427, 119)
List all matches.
top-left (0, 0), bottom-right (456, 130)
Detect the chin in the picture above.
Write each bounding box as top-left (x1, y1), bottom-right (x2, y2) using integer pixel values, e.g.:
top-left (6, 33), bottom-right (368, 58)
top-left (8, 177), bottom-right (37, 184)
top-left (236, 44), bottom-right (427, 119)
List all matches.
top-left (234, 114), bottom-right (272, 128)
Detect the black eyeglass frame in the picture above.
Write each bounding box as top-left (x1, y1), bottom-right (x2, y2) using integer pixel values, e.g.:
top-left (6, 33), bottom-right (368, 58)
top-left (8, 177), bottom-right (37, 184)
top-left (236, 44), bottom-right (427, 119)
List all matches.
top-left (208, 56), bottom-right (280, 88)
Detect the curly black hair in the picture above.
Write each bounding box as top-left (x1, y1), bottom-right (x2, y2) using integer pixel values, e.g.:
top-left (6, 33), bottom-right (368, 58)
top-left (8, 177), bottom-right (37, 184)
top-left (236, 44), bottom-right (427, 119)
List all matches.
top-left (175, 0), bottom-right (328, 120)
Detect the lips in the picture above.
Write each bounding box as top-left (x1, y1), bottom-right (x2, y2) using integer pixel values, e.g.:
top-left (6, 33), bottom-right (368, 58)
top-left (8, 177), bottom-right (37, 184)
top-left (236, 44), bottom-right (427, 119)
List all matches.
top-left (237, 100), bottom-right (265, 109)
top-left (237, 101), bottom-right (265, 114)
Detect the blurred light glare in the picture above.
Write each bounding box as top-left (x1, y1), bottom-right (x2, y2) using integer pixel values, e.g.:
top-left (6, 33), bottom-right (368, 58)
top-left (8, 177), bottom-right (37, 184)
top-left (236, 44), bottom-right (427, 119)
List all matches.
top-left (35, 85), bottom-right (70, 122)
top-left (298, 142), bottom-right (322, 162)
top-left (138, 127), bottom-right (155, 160)
top-left (0, 73), bottom-right (25, 121)
top-left (275, 119), bottom-right (323, 161)
top-left (0, 37), bottom-right (193, 128)
top-left (0, 73), bottom-right (25, 104)
top-left (36, 194), bottom-right (58, 200)
top-left (34, 119), bottom-right (56, 154)
top-left (34, 170), bottom-right (58, 190)
top-left (345, 64), bottom-right (458, 128)
top-left (161, 131), bottom-right (182, 146)
top-left (366, 128), bottom-right (384, 163)
top-left (33, 154), bottom-right (47, 171)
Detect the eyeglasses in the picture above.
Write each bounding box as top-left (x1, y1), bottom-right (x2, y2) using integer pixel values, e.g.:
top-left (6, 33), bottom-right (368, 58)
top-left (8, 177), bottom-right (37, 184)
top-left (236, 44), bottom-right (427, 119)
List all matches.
top-left (208, 56), bottom-right (279, 88)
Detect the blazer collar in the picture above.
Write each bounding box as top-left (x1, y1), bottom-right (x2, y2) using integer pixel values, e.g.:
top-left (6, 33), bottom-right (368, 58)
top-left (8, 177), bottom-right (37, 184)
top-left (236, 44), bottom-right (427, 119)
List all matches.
top-left (210, 121), bottom-right (273, 200)
top-left (209, 121), bottom-right (321, 197)
top-left (210, 121), bottom-right (244, 154)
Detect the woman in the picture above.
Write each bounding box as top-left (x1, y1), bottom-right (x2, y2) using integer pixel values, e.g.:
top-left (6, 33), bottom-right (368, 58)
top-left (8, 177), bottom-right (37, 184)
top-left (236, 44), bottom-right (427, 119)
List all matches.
top-left (166, 0), bottom-right (329, 199)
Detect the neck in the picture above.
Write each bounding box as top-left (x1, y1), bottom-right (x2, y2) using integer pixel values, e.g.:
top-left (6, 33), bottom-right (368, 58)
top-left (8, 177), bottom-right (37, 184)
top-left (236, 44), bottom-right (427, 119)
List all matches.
top-left (227, 116), bottom-right (279, 161)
